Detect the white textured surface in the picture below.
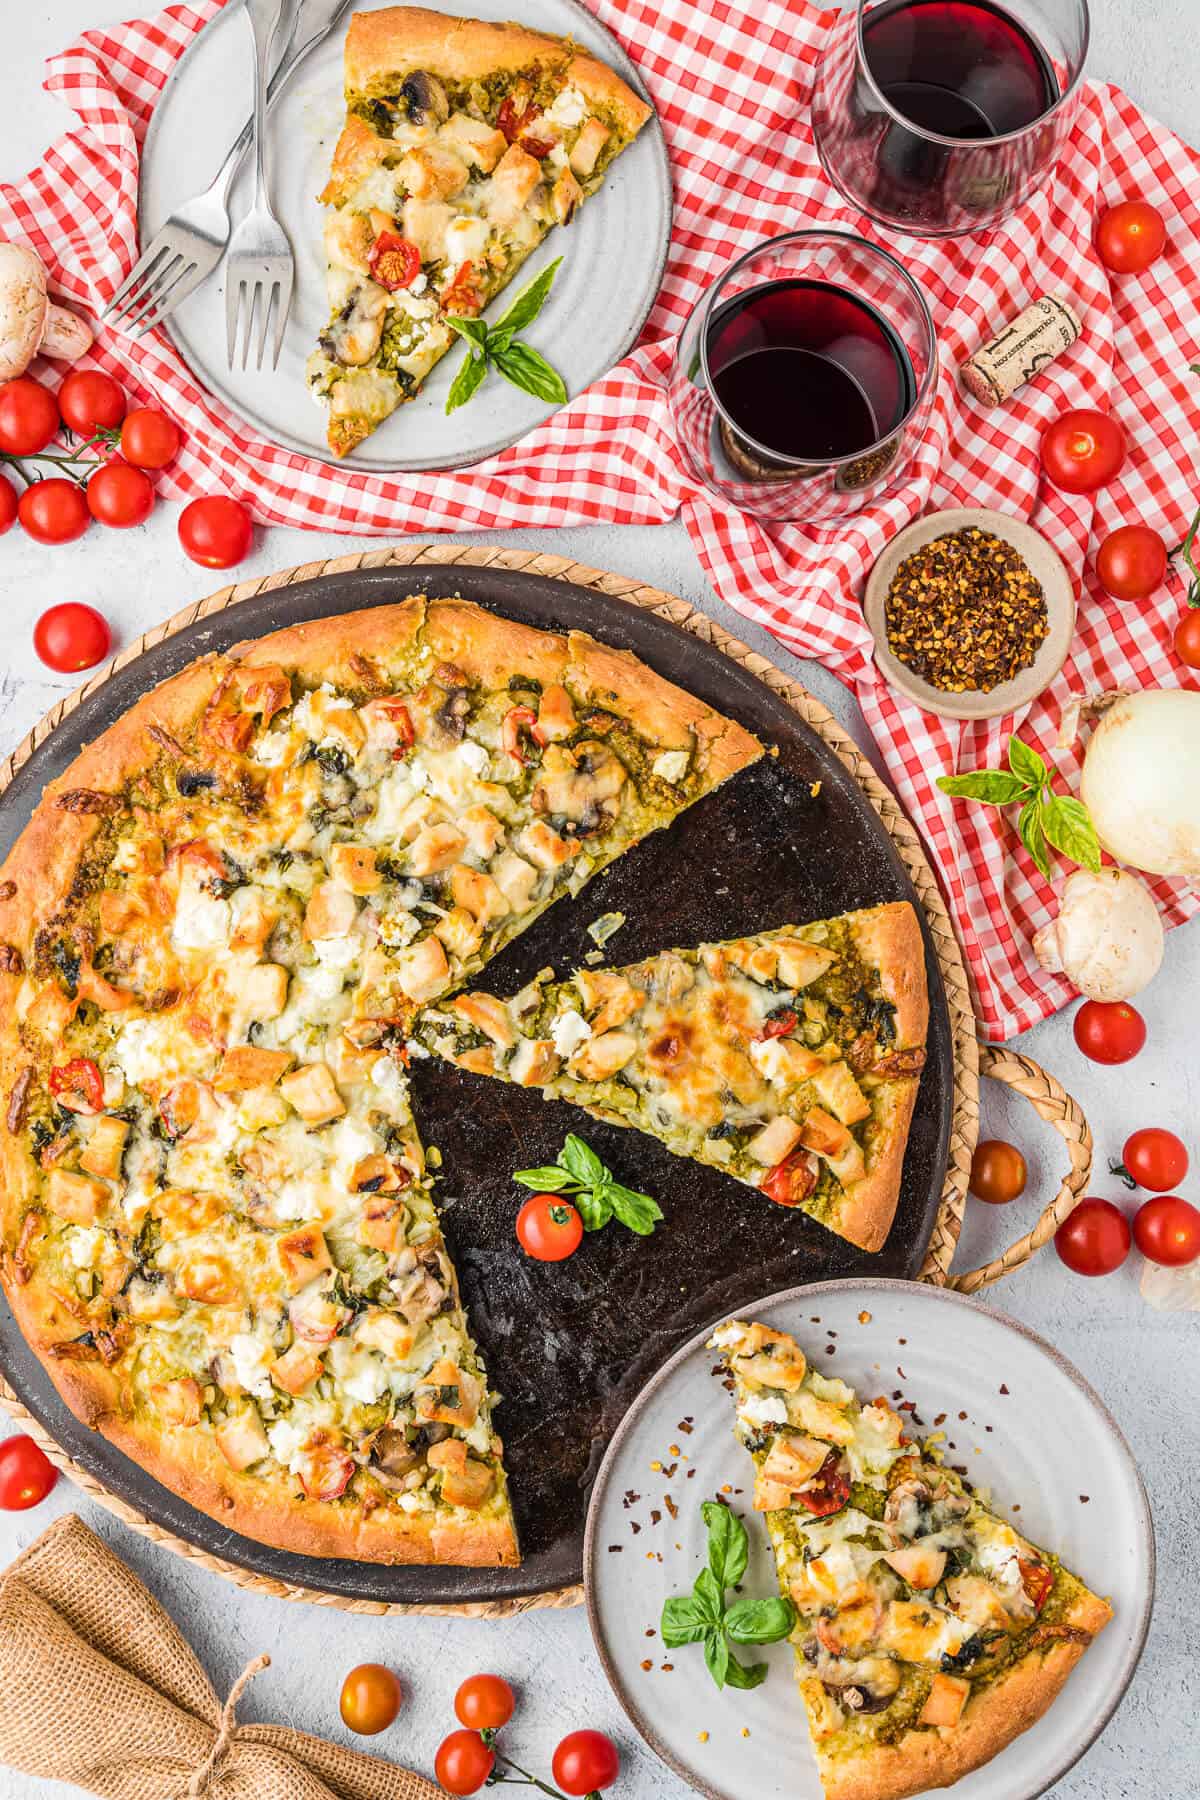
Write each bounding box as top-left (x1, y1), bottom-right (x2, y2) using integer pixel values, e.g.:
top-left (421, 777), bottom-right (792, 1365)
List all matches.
top-left (0, 6), bottom-right (1197, 1798)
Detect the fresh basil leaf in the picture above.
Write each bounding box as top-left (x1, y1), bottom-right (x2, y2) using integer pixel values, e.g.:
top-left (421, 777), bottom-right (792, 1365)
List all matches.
top-left (724, 1595), bottom-right (795, 1644)
top-left (693, 1565), bottom-right (726, 1627)
top-left (445, 347), bottom-right (489, 415)
top-left (1007, 735), bottom-right (1047, 791)
top-left (491, 342), bottom-right (568, 406)
top-left (1017, 797), bottom-right (1052, 879)
top-left (604, 1181), bottom-right (663, 1236)
top-left (573, 1185), bottom-right (613, 1233)
top-left (937, 771), bottom-right (1029, 806)
top-left (488, 326), bottom-right (515, 357)
top-left (723, 1654), bottom-right (769, 1690)
top-left (512, 1164), bottom-right (572, 1190)
top-left (660, 1595), bottom-right (711, 1647)
top-left (445, 314), bottom-right (490, 352)
top-left (1040, 794), bottom-right (1102, 872)
top-left (702, 1500), bottom-right (748, 1592)
top-left (493, 256), bottom-right (562, 337)
top-left (561, 1134), bottom-right (606, 1186)
top-left (703, 1628), bottom-right (730, 1690)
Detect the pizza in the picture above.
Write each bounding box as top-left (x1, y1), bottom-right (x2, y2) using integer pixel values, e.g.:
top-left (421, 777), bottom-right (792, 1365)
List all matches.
top-left (415, 904), bottom-right (928, 1250)
top-left (0, 596), bottom-right (759, 1563)
top-left (307, 6), bottom-right (653, 455)
top-left (710, 1319), bottom-right (1112, 1800)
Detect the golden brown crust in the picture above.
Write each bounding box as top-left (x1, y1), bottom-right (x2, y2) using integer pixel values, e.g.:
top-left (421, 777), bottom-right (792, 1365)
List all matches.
top-left (320, 112), bottom-right (397, 207)
top-left (425, 598), bottom-right (569, 691)
top-left (563, 51), bottom-right (652, 135)
top-left (227, 595), bottom-right (427, 688)
top-left (833, 1076), bottom-right (920, 1252)
top-left (566, 630), bottom-right (762, 777)
top-left (850, 901), bottom-right (930, 1051)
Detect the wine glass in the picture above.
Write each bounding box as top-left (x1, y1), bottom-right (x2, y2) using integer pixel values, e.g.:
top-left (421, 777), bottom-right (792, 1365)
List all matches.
top-left (667, 230), bottom-right (938, 524)
top-left (812, 0), bottom-right (1090, 238)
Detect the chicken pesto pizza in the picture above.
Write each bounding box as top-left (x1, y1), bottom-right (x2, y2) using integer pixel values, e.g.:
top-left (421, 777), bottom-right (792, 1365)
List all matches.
top-left (711, 1320), bottom-right (1112, 1800)
top-left (416, 905), bottom-right (929, 1251)
top-left (0, 596), bottom-right (759, 1564)
top-left (308, 6), bottom-right (653, 455)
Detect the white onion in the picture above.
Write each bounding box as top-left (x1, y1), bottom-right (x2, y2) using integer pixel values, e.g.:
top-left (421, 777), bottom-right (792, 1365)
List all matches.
top-left (1077, 689), bottom-right (1200, 877)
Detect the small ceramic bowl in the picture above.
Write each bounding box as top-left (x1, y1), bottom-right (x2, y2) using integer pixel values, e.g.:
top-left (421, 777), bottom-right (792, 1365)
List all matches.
top-left (863, 506), bottom-right (1076, 721)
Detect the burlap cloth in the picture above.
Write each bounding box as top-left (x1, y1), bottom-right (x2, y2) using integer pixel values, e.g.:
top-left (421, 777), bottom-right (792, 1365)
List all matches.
top-left (0, 1513), bottom-right (441, 1799)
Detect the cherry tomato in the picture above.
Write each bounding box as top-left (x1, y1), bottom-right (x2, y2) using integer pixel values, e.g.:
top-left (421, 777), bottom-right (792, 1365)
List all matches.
top-left (1018, 1557), bottom-right (1054, 1612)
top-left (1175, 609), bottom-right (1200, 670)
top-left (178, 495), bottom-right (252, 568)
top-left (0, 472), bottom-right (17, 535)
top-left (1054, 1197), bottom-right (1131, 1276)
top-left (435, 1729), bottom-right (496, 1796)
top-left (796, 1450), bottom-right (851, 1517)
top-left (339, 1662), bottom-right (403, 1735)
top-left (516, 1194), bottom-right (583, 1262)
top-left (442, 261), bottom-right (484, 317)
top-left (57, 369), bottom-right (126, 436)
top-left (969, 1139), bottom-right (1027, 1205)
top-left (761, 1149), bottom-right (818, 1208)
top-left (18, 477), bottom-right (89, 545)
top-left (87, 460), bottom-right (154, 529)
top-left (120, 406), bottom-right (180, 469)
top-left (1040, 410), bottom-right (1127, 495)
top-left (0, 376), bottom-right (60, 455)
top-left (1133, 1195), bottom-right (1200, 1267)
top-left (0, 1434), bottom-right (58, 1510)
top-left (1121, 1128), bottom-right (1188, 1192)
top-left (552, 1731), bottom-right (620, 1797)
top-left (454, 1673), bottom-right (515, 1731)
top-left (1096, 200), bottom-right (1167, 275)
top-left (1095, 525), bottom-right (1167, 601)
top-left (49, 1057), bottom-right (105, 1113)
top-left (33, 602), bottom-right (111, 672)
top-left (1073, 999), bottom-right (1146, 1064)
top-left (367, 231), bottom-right (422, 291)
top-left (754, 1008), bottom-right (799, 1042)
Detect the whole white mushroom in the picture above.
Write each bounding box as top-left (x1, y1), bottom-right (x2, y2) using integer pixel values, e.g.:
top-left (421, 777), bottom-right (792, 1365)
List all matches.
top-left (0, 241), bottom-right (93, 381)
top-left (1033, 867), bottom-right (1164, 1001)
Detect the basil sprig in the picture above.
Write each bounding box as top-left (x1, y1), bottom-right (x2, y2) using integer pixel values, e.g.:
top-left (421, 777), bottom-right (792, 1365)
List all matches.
top-left (937, 733), bottom-right (1101, 880)
top-left (513, 1132), bottom-right (663, 1237)
top-left (660, 1502), bottom-right (795, 1690)
top-left (445, 258), bottom-right (568, 415)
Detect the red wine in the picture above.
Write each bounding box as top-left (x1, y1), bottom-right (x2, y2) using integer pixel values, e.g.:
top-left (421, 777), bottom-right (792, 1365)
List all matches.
top-left (863, 0), bottom-right (1058, 140)
top-left (707, 279), bottom-right (916, 463)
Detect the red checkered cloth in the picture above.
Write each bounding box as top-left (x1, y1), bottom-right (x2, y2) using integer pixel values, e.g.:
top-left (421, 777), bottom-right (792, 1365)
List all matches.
top-left (4, 0), bottom-right (1198, 1039)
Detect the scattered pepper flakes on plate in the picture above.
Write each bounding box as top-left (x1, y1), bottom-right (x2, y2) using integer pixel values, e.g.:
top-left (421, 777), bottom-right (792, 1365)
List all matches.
top-left (698, 1731), bottom-right (709, 1744)
top-left (858, 1309), bottom-right (872, 1323)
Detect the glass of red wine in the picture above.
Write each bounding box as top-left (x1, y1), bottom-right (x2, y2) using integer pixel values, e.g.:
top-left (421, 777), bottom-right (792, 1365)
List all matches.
top-left (667, 230), bottom-right (937, 523)
top-left (812, 0), bottom-right (1089, 237)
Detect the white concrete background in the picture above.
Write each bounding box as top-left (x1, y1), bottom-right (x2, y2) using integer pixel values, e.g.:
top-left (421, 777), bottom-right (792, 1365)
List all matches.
top-left (0, 4), bottom-right (1197, 1797)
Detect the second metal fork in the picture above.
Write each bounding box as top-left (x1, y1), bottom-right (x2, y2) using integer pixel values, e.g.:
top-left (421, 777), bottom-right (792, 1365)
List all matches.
top-left (225, 0), bottom-right (294, 370)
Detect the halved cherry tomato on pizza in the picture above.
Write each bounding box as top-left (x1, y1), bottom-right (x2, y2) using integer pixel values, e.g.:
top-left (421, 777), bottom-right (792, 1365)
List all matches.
top-left (797, 1450), bottom-right (850, 1517)
top-left (442, 260), bottom-right (484, 317)
top-left (1096, 200), bottom-right (1167, 275)
top-left (0, 1435), bottom-right (57, 1510)
top-left (376, 698), bottom-right (415, 759)
top-left (1120, 1127), bottom-right (1188, 1192)
top-left (755, 1008), bottom-right (799, 1042)
top-left (519, 135), bottom-right (555, 159)
top-left (497, 97), bottom-right (541, 143)
top-left (340, 1662), bottom-right (403, 1734)
top-left (368, 231), bottom-right (421, 292)
top-left (297, 1443), bottom-right (356, 1501)
top-left (502, 704), bottom-right (544, 764)
top-left (454, 1673), bottom-right (515, 1732)
top-left (1018, 1557), bottom-right (1054, 1612)
top-left (516, 1194), bottom-right (583, 1262)
top-left (1040, 409), bottom-right (1127, 495)
top-left (761, 1149), bottom-right (817, 1208)
top-left (49, 1057), bottom-right (105, 1114)
top-left (1132, 1195), bottom-right (1200, 1267)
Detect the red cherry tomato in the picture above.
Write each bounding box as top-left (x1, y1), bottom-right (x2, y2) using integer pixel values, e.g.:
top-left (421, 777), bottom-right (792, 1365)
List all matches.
top-left (761, 1149), bottom-right (818, 1208)
top-left (1054, 1197), bottom-right (1131, 1276)
top-left (18, 477), bottom-right (90, 545)
top-left (367, 231), bottom-right (422, 292)
top-left (0, 376), bottom-right (60, 455)
top-left (552, 1731), bottom-right (621, 1798)
top-left (969, 1139), bottom-right (1027, 1205)
top-left (796, 1450), bottom-right (851, 1517)
top-left (1132, 1195), bottom-right (1200, 1267)
top-left (1175, 610), bottom-right (1200, 669)
top-left (339, 1662), bottom-right (403, 1734)
top-left (435, 1730), bottom-right (496, 1796)
top-left (178, 495), bottom-right (252, 568)
top-left (0, 1434), bottom-right (58, 1510)
top-left (1095, 525), bottom-right (1167, 601)
top-left (57, 369), bottom-right (126, 435)
top-left (87, 460), bottom-right (154, 529)
top-left (754, 1008), bottom-right (800, 1042)
top-left (1018, 1557), bottom-right (1054, 1613)
top-left (516, 1194), bottom-right (583, 1262)
top-left (1121, 1128), bottom-right (1188, 1192)
top-left (454, 1673), bottom-right (515, 1731)
top-left (1096, 200), bottom-right (1167, 275)
top-left (1073, 999), bottom-right (1146, 1064)
top-left (33, 602), bottom-right (111, 672)
top-left (0, 472), bottom-right (16, 534)
top-left (1040, 410), bottom-right (1127, 495)
top-left (49, 1057), bottom-right (105, 1113)
top-left (120, 406), bottom-right (180, 469)
top-left (442, 260), bottom-right (484, 317)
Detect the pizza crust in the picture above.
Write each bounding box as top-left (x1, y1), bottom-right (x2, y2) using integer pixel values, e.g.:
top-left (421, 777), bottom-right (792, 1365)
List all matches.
top-left (831, 1075), bottom-right (921, 1252)
top-left (848, 901), bottom-right (930, 1053)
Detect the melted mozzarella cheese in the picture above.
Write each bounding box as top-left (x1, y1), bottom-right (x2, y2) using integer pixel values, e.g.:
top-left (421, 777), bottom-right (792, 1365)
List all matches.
top-left (551, 1010), bottom-right (592, 1057)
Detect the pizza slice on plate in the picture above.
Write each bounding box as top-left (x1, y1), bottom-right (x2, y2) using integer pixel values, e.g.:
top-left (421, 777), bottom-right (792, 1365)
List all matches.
top-left (709, 1319), bottom-right (1112, 1800)
top-left (307, 5), bottom-right (654, 455)
top-left (415, 903), bottom-right (928, 1250)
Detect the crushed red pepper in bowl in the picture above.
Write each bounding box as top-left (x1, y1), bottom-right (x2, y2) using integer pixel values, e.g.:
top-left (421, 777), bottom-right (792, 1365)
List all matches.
top-left (883, 526), bottom-right (1050, 693)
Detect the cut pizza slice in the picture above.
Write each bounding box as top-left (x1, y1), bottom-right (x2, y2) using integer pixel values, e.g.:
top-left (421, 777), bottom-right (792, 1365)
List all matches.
top-left (709, 1319), bottom-right (1112, 1800)
top-left (308, 5), bottom-right (654, 455)
top-left (415, 903), bottom-right (928, 1251)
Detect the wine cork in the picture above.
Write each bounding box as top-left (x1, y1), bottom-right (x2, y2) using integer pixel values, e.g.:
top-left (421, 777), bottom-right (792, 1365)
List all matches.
top-left (960, 294), bottom-right (1083, 406)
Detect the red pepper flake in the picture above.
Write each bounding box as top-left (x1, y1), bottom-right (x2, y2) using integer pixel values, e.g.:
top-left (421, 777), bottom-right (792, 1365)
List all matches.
top-left (645, 1628), bottom-right (656, 1637)
top-left (623, 1490), bottom-right (640, 1508)
top-left (678, 1418), bottom-right (695, 1435)
top-left (884, 526), bottom-right (1049, 695)
top-left (1012, 1503), bottom-right (1021, 1512)
top-left (825, 1345), bottom-right (836, 1356)
top-left (934, 1412), bottom-right (947, 1426)
top-left (897, 1367), bottom-right (907, 1379)
top-left (686, 1468), bottom-right (697, 1480)
top-left (898, 1401), bottom-right (917, 1414)
top-left (999, 1383), bottom-right (1010, 1395)
top-left (898, 1337), bottom-right (907, 1345)
top-left (958, 1410), bottom-right (968, 1420)
top-left (640, 1659), bottom-right (653, 1671)
top-left (858, 1310), bottom-right (872, 1324)
top-left (661, 1662), bottom-right (674, 1671)
top-left (650, 1509), bottom-right (662, 1527)
top-left (665, 1495), bottom-right (678, 1519)
top-left (662, 1462), bottom-right (678, 1478)
top-left (630, 1521), bottom-right (641, 1535)
top-left (608, 1545), bottom-right (622, 1553)
top-left (985, 1424), bottom-right (994, 1433)
top-left (1080, 1494), bottom-right (1090, 1504)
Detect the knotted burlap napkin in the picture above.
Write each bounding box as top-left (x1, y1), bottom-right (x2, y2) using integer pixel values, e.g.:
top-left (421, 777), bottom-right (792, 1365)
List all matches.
top-left (0, 1513), bottom-right (441, 1800)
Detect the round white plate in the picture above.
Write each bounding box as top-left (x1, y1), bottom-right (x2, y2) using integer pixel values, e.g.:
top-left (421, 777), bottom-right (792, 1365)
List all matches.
top-left (138, 0), bottom-right (671, 471)
top-left (584, 1279), bottom-right (1153, 1800)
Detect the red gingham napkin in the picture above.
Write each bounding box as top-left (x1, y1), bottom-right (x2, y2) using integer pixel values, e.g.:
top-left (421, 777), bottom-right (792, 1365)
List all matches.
top-left (4, 0), bottom-right (1199, 1040)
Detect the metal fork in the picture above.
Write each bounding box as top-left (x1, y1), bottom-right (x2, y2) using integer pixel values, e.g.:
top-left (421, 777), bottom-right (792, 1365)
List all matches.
top-left (225, 0), bottom-right (293, 370)
top-left (105, 0), bottom-right (354, 338)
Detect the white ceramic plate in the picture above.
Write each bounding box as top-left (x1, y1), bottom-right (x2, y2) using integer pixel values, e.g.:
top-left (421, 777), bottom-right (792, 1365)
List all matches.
top-left (584, 1279), bottom-right (1153, 1800)
top-left (137, 0), bottom-right (671, 471)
